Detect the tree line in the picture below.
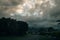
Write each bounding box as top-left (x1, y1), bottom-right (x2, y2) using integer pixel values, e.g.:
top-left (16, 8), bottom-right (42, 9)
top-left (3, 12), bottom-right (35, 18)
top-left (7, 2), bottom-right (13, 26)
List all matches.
top-left (0, 17), bottom-right (28, 36)
top-left (39, 20), bottom-right (60, 40)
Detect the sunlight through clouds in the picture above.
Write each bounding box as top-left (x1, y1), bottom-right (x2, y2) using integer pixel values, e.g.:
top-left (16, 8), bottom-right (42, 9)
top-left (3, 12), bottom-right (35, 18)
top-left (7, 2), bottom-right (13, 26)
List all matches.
top-left (12, 0), bottom-right (56, 19)
top-left (0, 0), bottom-right (59, 27)
top-left (0, 0), bottom-right (56, 20)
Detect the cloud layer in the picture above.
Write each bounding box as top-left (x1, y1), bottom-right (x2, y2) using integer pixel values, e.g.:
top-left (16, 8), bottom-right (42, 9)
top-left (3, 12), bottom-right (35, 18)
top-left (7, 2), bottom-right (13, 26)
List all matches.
top-left (0, 0), bottom-right (60, 27)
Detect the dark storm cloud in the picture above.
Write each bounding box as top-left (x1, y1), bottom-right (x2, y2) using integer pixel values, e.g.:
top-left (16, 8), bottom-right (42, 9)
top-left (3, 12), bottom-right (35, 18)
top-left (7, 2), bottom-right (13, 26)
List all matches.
top-left (49, 0), bottom-right (60, 20)
top-left (51, 8), bottom-right (60, 16)
top-left (0, 0), bottom-right (23, 6)
top-left (0, 0), bottom-right (23, 17)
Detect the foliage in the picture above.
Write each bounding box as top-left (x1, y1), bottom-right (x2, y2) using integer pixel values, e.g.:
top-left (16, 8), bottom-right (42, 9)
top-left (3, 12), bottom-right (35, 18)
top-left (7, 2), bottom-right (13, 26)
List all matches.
top-left (0, 17), bottom-right (28, 36)
top-left (39, 27), bottom-right (60, 39)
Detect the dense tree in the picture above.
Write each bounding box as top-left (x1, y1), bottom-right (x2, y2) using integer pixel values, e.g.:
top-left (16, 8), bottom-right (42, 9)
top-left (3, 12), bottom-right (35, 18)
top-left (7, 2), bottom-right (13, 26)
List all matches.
top-left (39, 26), bottom-right (60, 40)
top-left (0, 17), bottom-right (28, 36)
top-left (39, 27), bottom-right (47, 35)
top-left (48, 27), bottom-right (55, 32)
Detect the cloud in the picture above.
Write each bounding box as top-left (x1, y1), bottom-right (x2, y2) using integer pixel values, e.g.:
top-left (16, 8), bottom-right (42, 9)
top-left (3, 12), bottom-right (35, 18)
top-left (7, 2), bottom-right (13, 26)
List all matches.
top-left (0, 0), bottom-right (23, 6)
top-left (0, 0), bottom-right (24, 18)
top-left (0, 0), bottom-right (60, 27)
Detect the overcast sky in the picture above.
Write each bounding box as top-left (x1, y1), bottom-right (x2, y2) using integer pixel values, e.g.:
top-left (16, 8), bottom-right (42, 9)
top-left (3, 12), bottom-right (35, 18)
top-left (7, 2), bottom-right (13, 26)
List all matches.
top-left (0, 0), bottom-right (60, 27)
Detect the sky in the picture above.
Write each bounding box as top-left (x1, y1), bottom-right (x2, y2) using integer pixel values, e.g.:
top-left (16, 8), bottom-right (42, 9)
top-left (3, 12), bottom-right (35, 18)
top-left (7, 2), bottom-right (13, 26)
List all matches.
top-left (0, 0), bottom-right (60, 27)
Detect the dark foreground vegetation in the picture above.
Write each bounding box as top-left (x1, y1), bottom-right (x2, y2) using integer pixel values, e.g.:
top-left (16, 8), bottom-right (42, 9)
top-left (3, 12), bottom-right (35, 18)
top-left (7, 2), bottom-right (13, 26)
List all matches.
top-left (0, 17), bottom-right (60, 40)
top-left (38, 20), bottom-right (60, 40)
top-left (0, 17), bottom-right (28, 36)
